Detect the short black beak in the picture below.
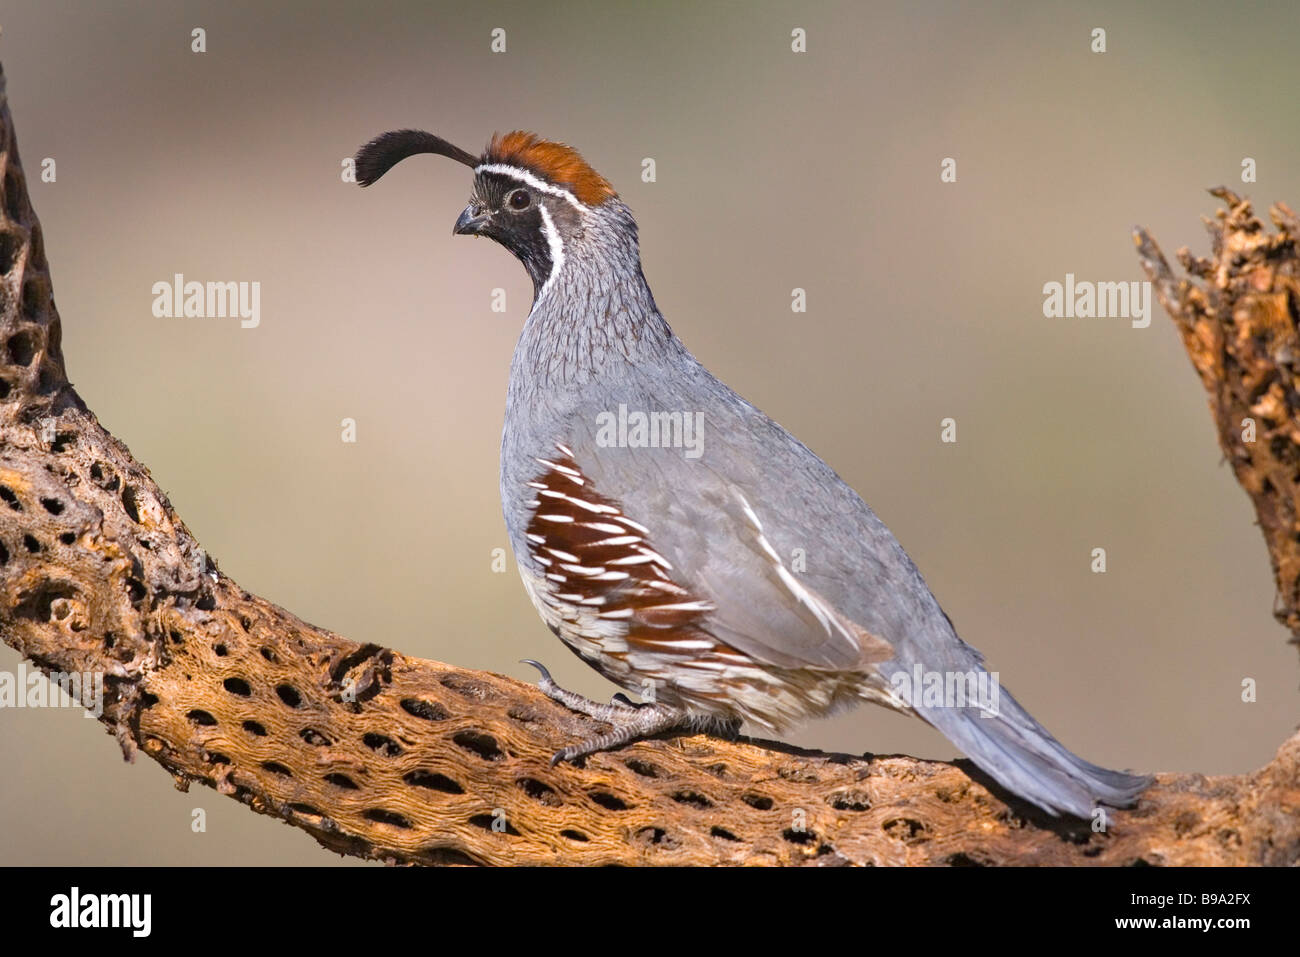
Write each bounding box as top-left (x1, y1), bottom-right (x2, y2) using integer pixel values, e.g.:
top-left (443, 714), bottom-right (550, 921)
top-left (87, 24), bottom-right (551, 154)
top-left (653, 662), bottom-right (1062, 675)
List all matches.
top-left (454, 204), bottom-right (490, 236)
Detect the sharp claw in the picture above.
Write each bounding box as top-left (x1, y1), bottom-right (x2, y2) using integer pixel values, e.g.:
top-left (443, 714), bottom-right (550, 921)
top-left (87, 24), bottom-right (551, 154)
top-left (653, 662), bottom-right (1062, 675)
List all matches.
top-left (520, 659), bottom-right (553, 683)
top-left (611, 693), bottom-right (636, 706)
top-left (550, 749), bottom-right (567, 767)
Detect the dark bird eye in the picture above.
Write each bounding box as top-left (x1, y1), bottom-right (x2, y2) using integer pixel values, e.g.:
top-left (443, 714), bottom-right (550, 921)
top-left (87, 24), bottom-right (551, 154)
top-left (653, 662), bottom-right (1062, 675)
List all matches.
top-left (508, 189), bottom-right (531, 210)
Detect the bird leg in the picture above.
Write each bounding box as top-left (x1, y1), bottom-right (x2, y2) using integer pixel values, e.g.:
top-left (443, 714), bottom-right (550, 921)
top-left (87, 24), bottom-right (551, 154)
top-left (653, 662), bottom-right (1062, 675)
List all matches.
top-left (520, 659), bottom-right (643, 721)
top-left (521, 659), bottom-right (691, 765)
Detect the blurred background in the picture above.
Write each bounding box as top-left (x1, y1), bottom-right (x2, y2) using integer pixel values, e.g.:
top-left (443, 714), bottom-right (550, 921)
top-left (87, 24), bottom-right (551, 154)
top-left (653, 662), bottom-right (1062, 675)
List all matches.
top-left (1, 0), bottom-right (1297, 864)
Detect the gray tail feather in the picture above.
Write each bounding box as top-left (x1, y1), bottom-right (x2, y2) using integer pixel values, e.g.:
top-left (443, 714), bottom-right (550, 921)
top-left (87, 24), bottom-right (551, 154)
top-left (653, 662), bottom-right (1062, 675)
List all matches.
top-left (915, 682), bottom-right (1152, 818)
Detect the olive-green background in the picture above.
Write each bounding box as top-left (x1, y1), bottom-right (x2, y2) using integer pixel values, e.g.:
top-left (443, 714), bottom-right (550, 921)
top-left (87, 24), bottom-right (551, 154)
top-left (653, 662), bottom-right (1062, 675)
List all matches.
top-left (1, 0), bottom-right (1296, 864)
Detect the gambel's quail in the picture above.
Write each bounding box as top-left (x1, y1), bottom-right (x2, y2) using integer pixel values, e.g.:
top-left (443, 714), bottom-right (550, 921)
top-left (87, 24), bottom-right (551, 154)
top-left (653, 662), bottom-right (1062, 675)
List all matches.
top-left (355, 128), bottom-right (1152, 818)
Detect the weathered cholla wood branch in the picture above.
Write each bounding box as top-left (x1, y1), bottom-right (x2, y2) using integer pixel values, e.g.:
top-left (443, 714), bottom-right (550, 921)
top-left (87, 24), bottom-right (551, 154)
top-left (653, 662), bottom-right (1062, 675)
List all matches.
top-left (0, 65), bottom-right (1296, 866)
top-left (1136, 190), bottom-right (1300, 649)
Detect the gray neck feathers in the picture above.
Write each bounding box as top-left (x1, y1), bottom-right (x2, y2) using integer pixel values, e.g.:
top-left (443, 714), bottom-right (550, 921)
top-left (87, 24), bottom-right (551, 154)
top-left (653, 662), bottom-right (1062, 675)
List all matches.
top-left (513, 199), bottom-right (678, 391)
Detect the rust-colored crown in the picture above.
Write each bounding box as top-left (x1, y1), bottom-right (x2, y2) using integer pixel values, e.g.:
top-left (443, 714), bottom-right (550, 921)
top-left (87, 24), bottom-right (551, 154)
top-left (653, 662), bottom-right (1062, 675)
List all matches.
top-left (484, 131), bottom-right (617, 206)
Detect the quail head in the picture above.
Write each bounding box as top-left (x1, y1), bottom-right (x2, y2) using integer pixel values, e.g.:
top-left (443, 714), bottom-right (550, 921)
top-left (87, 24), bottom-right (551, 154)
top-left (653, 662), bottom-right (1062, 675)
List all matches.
top-left (355, 128), bottom-right (1152, 818)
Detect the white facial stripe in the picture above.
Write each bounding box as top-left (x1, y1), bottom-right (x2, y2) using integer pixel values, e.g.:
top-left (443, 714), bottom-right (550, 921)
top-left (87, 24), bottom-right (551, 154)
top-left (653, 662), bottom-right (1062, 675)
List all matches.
top-left (536, 203), bottom-right (565, 306)
top-left (475, 163), bottom-right (586, 211)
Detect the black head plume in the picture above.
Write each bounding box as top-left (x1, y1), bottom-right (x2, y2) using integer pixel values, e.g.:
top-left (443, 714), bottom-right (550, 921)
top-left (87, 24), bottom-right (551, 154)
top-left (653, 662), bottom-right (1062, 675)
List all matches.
top-left (354, 129), bottom-right (478, 187)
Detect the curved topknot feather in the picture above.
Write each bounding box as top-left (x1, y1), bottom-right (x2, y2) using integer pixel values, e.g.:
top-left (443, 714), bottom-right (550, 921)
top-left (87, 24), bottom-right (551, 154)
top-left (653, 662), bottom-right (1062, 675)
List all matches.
top-left (354, 129), bottom-right (477, 187)
top-left (484, 131), bottom-right (617, 206)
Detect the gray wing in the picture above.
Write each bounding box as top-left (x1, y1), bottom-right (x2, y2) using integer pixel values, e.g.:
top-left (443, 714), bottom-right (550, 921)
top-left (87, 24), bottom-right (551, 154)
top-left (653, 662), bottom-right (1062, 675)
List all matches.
top-left (567, 366), bottom-right (942, 674)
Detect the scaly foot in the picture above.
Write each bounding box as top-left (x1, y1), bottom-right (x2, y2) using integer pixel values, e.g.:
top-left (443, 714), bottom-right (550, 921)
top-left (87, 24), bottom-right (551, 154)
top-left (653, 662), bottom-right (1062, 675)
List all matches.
top-left (521, 659), bottom-right (690, 765)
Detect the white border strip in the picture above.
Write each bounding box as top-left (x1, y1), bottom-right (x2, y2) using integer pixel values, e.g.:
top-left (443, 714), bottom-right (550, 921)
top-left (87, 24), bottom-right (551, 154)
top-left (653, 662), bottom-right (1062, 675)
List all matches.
top-left (535, 204), bottom-right (566, 306)
top-left (474, 163), bottom-right (586, 211)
